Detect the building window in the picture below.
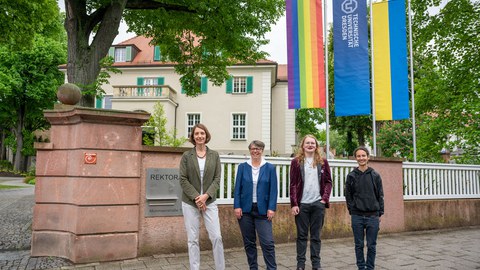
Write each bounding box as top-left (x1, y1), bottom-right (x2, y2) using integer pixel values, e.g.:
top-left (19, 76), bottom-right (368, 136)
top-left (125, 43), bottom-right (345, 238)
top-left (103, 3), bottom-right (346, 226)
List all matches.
top-left (114, 47), bottom-right (126, 62)
top-left (137, 77), bottom-right (165, 96)
top-left (95, 95), bottom-right (113, 109)
top-left (233, 77), bottom-right (247, 93)
top-left (232, 113), bottom-right (247, 140)
top-left (187, 113), bottom-right (201, 137)
top-left (226, 76), bottom-right (253, 94)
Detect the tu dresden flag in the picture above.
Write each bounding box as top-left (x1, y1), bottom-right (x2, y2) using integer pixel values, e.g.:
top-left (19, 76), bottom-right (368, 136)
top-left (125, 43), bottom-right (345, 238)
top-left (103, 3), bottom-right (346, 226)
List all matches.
top-left (333, 0), bottom-right (371, 116)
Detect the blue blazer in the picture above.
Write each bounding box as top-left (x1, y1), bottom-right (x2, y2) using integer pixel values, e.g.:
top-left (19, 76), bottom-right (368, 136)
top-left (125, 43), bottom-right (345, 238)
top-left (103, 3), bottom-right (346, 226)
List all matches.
top-left (233, 161), bottom-right (278, 215)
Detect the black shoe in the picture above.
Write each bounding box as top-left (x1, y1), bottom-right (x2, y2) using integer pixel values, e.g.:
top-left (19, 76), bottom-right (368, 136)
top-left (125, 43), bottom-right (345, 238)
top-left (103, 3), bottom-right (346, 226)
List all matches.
top-left (313, 268), bottom-right (322, 270)
top-left (296, 268), bottom-right (305, 270)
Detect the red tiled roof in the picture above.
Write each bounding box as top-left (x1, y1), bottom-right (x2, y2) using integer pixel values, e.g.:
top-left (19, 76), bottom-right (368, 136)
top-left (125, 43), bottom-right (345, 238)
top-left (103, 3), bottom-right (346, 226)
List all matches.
top-left (112, 36), bottom-right (277, 67)
top-left (277, 64), bottom-right (287, 81)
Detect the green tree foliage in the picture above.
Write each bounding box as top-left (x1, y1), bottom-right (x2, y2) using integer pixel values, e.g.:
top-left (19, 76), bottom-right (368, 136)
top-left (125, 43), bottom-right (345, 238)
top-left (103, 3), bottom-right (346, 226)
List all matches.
top-left (295, 108), bottom-right (325, 140)
top-left (143, 102), bottom-right (187, 147)
top-left (0, 0), bottom-right (60, 49)
top-left (412, 0), bottom-right (480, 163)
top-left (64, 0), bottom-right (285, 106)
top-left (376, 120), bottom-right (413, 159)
top-left (0, 9), bottom-right (66, 170)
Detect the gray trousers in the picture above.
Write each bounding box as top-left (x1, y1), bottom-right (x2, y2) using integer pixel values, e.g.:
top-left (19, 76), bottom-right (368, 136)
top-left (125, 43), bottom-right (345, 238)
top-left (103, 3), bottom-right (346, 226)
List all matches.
top-left (182, 202), bottom-right (225, 270)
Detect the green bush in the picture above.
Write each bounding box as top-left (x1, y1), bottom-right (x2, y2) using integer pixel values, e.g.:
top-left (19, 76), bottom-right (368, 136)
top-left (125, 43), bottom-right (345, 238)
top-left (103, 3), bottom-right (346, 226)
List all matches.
top-left (0, 160), bottom-right (13, 170)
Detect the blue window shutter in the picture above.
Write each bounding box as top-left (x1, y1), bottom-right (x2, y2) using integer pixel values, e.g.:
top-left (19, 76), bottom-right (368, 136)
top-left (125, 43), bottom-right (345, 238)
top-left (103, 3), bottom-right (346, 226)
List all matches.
top-left (156, 77), bottom-right (164, 96)
top-left (95, 97), bottom-right (103, 109)
top-left (226, 77), bottom-right (233, 93)
top-left (108, 47), bottom-right (115, 58)
top-left (137, 77), bottom-right (144, 96)
top-left (201, 77), bottom-right (208, 93)
top-left (246, 76), bottom-right (253, 93)
top-left (126, 46), bottom-right (132, 61)
top-left (154, 46), bottom-right (161, 61)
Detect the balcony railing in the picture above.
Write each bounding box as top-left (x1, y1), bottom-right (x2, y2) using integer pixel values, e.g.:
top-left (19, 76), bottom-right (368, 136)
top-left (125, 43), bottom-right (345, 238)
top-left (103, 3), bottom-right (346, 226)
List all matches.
top-left (112, 85), bottom-right (177, 102)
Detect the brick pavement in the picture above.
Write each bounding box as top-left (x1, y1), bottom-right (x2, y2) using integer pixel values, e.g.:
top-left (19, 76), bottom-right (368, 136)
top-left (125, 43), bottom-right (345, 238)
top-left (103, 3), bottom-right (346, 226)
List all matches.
top-left (1, 177), bottom-right (479, 269)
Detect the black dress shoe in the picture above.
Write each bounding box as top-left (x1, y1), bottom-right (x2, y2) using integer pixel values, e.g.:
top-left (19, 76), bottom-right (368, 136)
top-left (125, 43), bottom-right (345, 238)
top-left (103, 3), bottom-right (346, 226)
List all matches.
top-left (296, 268), bottom-right (304, 270)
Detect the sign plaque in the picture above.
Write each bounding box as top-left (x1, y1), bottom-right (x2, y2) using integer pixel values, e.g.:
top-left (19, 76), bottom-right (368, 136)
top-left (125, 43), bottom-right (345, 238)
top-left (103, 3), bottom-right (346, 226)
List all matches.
top-left (145, 168), bottom-right (183, 217)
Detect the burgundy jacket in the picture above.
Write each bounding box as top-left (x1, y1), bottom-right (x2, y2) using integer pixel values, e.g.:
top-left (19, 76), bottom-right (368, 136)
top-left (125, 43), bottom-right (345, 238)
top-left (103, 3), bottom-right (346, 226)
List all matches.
top-left (290, 158), bottom-right (333, 208)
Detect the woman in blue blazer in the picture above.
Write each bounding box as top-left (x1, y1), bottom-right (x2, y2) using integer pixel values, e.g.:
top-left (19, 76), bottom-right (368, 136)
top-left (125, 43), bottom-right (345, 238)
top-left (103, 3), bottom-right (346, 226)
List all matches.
top-left (234, 140), bottom-right (278, 270)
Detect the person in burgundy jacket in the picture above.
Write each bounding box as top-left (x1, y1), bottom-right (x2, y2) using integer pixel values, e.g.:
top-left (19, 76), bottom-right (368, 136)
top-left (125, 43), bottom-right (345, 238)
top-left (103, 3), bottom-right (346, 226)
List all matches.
top-left (290, 135), bottom-right (333, 270)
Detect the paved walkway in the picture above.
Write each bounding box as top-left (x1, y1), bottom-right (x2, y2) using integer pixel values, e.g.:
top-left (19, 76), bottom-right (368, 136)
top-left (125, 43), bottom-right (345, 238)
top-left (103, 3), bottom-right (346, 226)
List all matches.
top-left (1, 177), bottom-right (479, 269)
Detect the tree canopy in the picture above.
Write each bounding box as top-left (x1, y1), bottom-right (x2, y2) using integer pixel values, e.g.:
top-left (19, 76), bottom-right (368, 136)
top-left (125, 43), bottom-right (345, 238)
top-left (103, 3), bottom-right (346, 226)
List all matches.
top-left (0, 3), bottom-right (66, 170)
top-left (0, 0), bottom-right (60, 49)
top-left (64, 0), bottom-right (285, 106)
top-left (411, 0), bottom-right (479, 163)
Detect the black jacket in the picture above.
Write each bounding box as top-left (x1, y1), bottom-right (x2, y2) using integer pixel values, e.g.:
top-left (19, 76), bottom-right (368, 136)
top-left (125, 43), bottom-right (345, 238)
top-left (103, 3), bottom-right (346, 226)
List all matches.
top-left (345, 167), bottom-right (384, 217)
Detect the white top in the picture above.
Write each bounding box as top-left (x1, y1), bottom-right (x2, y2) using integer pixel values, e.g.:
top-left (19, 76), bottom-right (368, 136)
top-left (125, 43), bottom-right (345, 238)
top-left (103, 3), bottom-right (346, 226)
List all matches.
top-left (247, 157), bottom-right (267, 203)
top-left (197, 157), bottom-right (206, 193)
top-left (301, 157), bottom-right (321, 203)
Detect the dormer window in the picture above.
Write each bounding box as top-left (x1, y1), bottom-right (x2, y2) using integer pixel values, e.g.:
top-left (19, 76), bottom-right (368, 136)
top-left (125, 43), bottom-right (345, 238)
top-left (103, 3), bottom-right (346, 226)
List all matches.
top-left (108, 45), bottom-right (138, 62)
top-left (115, 47), bottom-right (126, 62)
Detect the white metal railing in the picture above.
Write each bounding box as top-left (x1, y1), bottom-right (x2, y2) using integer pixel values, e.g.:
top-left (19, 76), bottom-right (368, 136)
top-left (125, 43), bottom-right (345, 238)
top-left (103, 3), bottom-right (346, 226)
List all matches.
top-left (403, 162), bottom-right (480, 200)
top-left (217, 156), bottom-right (356, 204)
top-left (217, 156), bottom-right (480, 204)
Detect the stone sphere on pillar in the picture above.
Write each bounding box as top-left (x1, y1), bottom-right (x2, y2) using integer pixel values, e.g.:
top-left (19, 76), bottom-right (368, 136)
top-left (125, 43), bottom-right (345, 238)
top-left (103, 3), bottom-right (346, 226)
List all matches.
top-left (57, 83), bottom-right (82, 105)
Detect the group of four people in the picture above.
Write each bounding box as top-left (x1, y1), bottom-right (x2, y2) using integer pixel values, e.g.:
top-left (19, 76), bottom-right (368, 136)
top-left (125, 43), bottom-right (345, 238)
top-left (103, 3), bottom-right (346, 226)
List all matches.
top-left (179, 123), bottom-right (384, 270)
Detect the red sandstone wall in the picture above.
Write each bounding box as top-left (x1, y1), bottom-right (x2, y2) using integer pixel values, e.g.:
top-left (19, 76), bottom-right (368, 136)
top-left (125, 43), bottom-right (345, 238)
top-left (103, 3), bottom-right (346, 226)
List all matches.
top-left (404, 199), bottom-right (480, 231)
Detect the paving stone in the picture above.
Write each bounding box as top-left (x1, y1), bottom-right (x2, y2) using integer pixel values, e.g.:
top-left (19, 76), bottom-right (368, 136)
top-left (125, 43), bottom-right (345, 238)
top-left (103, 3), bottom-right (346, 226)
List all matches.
top-left (1, 177), bottom-right (480, 270)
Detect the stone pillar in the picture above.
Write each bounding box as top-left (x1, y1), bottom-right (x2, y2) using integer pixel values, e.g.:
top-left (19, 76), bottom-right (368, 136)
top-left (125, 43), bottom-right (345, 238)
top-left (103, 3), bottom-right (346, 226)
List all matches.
top-left (369, 158), bottom-right (405, 232)
top-left (31, 106), bottom-right (149, 263)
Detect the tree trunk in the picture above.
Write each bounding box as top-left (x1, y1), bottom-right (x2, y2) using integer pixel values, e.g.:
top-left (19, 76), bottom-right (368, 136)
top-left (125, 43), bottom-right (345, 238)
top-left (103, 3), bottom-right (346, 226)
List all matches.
top-left (13, 105), bottom-right (26, 171)
top-left (0, 129), bottom-right (6, 161)
top-left (65, 0), bottom-right (127, 107)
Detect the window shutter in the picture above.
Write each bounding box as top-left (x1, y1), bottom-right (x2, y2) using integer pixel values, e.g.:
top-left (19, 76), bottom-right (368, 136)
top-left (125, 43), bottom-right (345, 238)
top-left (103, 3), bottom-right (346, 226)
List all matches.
top-left (137, 77), bottom-right (144, 96)
top-left (126, 46), bottom-right (132, 61)
top-left (246, 76), bottom-right (253, 93)
top-left (156, 77), bottom-right (164, 96)
top-left (226, 77), bottom-right (233, 93)
top-left (108, 47), bottom-right (115, 59)
top-left (201, 77), bottom-right (208, 93)
top-left (95, 97), bottom-right (103, 109)
top-left (154, 46), bottom-right (161, 61)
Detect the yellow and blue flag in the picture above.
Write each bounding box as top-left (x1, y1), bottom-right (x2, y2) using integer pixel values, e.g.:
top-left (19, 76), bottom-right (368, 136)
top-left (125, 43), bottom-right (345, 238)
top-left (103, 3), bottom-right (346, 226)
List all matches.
top-left (372, 0), bottom-right (410, 120)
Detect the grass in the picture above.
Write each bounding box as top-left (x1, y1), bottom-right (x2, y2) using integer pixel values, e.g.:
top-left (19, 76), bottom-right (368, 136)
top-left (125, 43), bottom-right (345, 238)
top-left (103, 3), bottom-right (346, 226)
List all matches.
top-left (0, 184), bottom-right (26, 189)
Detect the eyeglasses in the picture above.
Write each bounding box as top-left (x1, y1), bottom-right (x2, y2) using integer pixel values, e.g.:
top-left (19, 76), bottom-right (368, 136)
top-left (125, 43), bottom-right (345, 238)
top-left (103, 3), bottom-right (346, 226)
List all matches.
top-left (249, 147), bottom-right (263, 151)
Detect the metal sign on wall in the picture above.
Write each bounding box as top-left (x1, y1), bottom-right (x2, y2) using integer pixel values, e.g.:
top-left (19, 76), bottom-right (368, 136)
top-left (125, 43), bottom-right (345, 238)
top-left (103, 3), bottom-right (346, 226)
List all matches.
top-left (145, 168), bottom-right (183, 217)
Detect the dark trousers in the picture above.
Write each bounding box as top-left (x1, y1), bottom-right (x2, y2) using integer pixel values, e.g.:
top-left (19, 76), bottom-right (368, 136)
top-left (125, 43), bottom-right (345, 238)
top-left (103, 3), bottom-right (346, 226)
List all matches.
top-left (238, 204), bottom-right (276, 270)
top-left (351, 214), bottom-right (380, 270)
top-left (294, 200), bottom-right (325, 268)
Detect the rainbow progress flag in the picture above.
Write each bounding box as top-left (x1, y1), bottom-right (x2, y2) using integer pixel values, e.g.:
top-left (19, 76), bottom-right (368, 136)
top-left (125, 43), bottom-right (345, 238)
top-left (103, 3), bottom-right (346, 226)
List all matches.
top-left (372, 0), bottom-right (410, 120)
top-left (286, 0), bottom-right (326, 109)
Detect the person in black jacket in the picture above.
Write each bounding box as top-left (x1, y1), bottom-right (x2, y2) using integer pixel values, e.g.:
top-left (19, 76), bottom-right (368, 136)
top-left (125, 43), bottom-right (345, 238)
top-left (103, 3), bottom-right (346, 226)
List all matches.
top-left (345, 146), bottom-right (384, 270)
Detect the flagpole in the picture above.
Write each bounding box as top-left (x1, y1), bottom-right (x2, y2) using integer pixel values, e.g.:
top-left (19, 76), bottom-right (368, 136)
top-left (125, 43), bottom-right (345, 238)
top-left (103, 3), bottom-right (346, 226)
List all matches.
top-left (369, 0), bottom-right (377, 156)
top-left (324, 0), bottom-right (330, 158)
top-left (407, 0), bottom-right (417, 161)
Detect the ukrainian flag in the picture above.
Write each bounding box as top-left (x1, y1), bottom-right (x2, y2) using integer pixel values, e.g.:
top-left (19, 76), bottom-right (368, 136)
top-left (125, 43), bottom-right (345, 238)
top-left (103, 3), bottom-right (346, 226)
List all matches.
top-left (372, 0), bottom-right (410, 120)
